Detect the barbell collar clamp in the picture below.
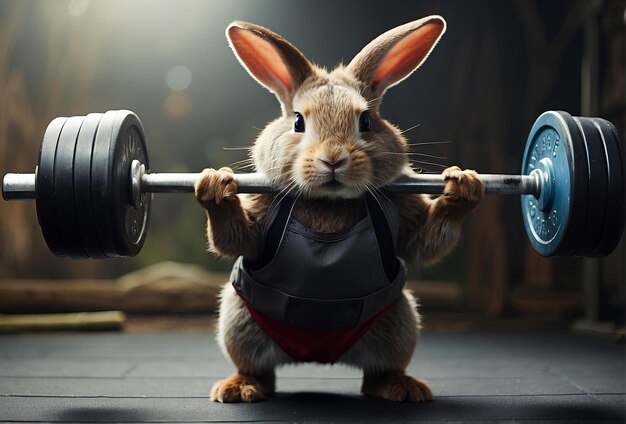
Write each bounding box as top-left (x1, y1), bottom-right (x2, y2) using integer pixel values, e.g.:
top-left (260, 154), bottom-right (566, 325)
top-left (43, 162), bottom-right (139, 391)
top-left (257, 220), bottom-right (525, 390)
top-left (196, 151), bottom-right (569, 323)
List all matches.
top-left (533, 159), bottom-right (554, 212)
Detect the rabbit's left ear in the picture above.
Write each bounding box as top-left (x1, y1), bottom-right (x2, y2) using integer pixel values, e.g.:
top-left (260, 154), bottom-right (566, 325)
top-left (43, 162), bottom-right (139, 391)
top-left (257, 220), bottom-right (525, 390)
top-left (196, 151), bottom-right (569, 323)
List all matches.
top-left (347, 16), bottom-right (446, 99)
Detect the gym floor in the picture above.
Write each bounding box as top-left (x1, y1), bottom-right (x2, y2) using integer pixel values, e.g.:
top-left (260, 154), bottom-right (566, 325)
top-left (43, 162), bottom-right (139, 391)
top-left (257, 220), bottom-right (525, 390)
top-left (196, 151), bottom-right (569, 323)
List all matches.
top-left (0, 323), bottom-right (624, 423)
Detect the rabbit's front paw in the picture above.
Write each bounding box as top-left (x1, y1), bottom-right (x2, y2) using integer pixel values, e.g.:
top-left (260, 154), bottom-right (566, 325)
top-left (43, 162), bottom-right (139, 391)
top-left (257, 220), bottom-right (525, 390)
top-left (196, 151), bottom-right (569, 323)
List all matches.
top-left (210, 374), bottom-right (265, 403)
top-left (442, 166), bottom-right (484, 206)
top-left (194, 167), bottom-right (238, 209)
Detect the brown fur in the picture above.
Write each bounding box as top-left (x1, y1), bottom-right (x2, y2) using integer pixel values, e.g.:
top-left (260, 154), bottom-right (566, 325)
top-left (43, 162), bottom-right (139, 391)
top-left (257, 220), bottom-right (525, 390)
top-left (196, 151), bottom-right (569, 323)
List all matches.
top-left (362, 372), bottom-right (432, 402)
top-left (210, 373), bottom-right (270, 403)
top-left (196, 16), bottom-right (484, 403)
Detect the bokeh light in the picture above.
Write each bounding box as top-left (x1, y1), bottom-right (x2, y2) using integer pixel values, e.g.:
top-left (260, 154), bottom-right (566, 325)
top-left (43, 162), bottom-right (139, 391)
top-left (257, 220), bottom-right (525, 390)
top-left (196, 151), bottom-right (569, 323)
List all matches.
top-left (67, 0), bottom-right (89, 17)
top-left (166, 65), bottom-right (192, 91)
top-left (163, 91), bottom-right (192, 121)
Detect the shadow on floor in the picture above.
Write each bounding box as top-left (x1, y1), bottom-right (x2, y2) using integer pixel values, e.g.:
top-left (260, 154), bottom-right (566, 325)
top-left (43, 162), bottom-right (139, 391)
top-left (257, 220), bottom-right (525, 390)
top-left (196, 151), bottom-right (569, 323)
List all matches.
top-left (47, 392), bottom-right (625, 423)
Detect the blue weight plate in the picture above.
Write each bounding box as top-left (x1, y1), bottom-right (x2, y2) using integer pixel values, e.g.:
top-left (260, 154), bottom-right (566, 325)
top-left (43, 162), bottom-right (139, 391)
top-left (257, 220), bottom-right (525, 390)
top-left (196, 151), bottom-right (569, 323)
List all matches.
top-left (53, 116), bottom-right (87, 258)
top-left (91, 110), bottom-right (150, 258)
top-left (520, 111), bottom-right (589, 257)
top-left (591, 118), bottom-right (624, 256)
top-left (73, 113), bottom-right (105, 259)
top-left (572, 117), bottom-right (608, 257)
top-left (36, 117), bottom-right (68, 257)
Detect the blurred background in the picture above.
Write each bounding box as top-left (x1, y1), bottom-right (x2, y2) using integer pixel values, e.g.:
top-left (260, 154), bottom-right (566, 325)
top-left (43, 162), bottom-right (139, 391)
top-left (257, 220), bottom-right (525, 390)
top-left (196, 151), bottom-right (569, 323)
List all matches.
top-left (0, 0), bottom-right (624, 329)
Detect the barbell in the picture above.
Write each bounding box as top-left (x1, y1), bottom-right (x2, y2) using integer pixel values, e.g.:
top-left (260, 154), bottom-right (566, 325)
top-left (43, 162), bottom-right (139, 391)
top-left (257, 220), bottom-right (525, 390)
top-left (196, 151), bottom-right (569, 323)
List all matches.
top-left (2, 109), bottom-right (624, 259)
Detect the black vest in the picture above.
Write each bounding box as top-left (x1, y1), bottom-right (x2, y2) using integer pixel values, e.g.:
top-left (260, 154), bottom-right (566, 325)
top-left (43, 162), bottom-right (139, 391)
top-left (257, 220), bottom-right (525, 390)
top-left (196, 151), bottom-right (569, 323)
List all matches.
top-left (230, 193), bottom-right (407, 330)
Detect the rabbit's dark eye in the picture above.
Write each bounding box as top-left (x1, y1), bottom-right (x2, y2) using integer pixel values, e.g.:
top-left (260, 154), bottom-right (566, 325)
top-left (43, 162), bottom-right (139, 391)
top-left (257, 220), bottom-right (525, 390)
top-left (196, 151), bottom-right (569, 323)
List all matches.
top-left (294, 112), bottom-right (305, 133)
top-left (359, 110), bottom-right (371, 132)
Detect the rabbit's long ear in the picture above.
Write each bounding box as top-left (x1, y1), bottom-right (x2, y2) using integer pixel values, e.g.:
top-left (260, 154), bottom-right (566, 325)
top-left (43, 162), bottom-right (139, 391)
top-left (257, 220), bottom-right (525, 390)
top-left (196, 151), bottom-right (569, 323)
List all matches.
top-left (347, 16), bottom-right (446, 102)
top-left (227, 21), bottom-right (314, 110)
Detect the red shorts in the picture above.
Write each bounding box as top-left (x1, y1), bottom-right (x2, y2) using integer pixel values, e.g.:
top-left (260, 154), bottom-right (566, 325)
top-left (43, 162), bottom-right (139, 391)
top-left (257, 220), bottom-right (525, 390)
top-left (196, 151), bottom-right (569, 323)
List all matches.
top-left (237, 291), bottom-right (394, 363)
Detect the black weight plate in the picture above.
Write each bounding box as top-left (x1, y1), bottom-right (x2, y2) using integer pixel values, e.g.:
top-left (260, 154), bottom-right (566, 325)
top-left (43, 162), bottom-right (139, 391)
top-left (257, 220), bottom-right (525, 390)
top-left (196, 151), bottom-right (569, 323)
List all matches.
top-left (520, 111), bottom-right (588, 257)
top-left (91, 111), bottom-right (120, 257)
top-left (74, 113), bottom-right (105, 259)
top-left (91, 110), bottom-right (150, 258)
top-left (572, 117), bottom-right (608, 257)
top-left (36, 117), bottom-right (68, 256)
top-left (53, 116), bottom-right (87, 258)
top-left (110, 112), bottom-right (150, 257)
top-left (553, 111), bottom-right (589, 256)
top-left (591, 118), bottom-right (625, 256)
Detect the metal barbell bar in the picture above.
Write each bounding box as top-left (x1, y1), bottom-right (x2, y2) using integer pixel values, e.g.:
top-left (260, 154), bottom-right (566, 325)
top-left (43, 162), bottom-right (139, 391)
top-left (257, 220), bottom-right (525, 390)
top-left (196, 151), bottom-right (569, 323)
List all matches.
top-left (3, 161), bottom-right (543, 200)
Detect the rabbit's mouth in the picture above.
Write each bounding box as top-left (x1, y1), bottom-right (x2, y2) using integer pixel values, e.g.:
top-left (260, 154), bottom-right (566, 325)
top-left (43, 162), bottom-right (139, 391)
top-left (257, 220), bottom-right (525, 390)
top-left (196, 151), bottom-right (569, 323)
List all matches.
top-left (321, 179), bottom-right (343, 190)
top-left (312, 177), bottom-right (365, 199)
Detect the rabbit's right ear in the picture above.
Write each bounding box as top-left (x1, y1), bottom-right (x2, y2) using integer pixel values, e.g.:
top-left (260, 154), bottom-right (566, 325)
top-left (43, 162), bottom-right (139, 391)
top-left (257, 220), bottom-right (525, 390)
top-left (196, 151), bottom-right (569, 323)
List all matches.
top-left (227, 21), bottom-right (314, 110)
top-left (346, 16), bottom-right (446, 105)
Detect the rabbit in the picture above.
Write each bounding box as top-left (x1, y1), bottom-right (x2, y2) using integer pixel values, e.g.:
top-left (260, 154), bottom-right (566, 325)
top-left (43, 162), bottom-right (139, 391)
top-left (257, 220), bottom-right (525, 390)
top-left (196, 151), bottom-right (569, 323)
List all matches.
top-left (194, 15), bottom-right (484, 403)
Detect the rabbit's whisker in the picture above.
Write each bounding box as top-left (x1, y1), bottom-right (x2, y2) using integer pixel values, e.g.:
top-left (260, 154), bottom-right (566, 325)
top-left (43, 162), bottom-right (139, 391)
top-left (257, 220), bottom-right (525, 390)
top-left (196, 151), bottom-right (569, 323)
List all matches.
top-left (406, 140), bottom-right (452, 146)
top-left (367, 182), bottom-right (393, 206)
top-left (222, 146), bottom-right (253, 151)
top-left (411, 159), bottom-right (448, 169)
top-left (231, 164), bottom-right (257, 172)
top-left (227, 158), bottom-right (255, 168)
top-left (399, 123), bottom-right (421, 134)
top-left (274, 178), bottom-right (299, 202)
top-left (374, 152), bottom-right (409, 155)
top-left (407, 152), bottom-right (447, 160)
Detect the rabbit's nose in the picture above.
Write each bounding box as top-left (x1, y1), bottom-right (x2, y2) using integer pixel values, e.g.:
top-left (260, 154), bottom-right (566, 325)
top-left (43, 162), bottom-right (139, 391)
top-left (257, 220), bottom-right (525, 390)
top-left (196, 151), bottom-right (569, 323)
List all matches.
top-left (318, 157), bottom-right (348, 173)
